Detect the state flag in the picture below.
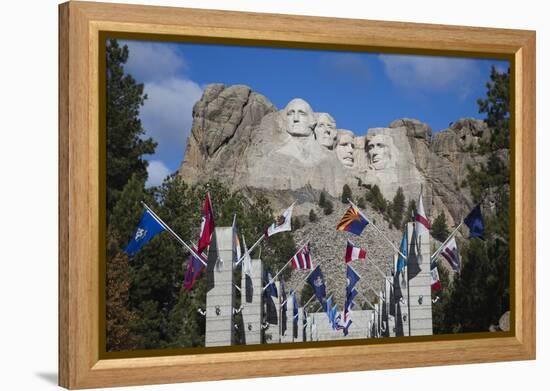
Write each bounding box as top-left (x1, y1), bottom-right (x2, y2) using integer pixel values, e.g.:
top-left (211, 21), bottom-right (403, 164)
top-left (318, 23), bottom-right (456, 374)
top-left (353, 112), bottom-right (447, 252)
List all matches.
top-left (415, 192), bottom-right (431, 235)
top-left (183, 248), bottom-right (207, 290)
top-left (241, 236), bottom-right (254, 303)
top-left (266, 203), bottom-right (295, 237)
top-left (464, 204), bottom-right (485, 239)
top-left (431, 265), bottom-right (442, 293)
top-left (197, 193), bottom-right (215, 254)
top-left (441, 236), bottom-right (461, 273)
top-left (344, 240), bottom-right (367, 263)
top-left (291, 243), bottom-right (313, 270)
top-left (336, 205), bottom-right (369, 236)
top-left (306, 266), bottom-right (326, 304)
top-left (124, 210), bottom-right (166, 256)
top-left (263, 268), bottom-right (278, 325)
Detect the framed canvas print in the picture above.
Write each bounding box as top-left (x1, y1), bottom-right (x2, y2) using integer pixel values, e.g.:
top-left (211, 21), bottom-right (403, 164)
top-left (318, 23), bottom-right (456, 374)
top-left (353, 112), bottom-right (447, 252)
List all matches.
top-left (58, 1), bottom-right (536, 389)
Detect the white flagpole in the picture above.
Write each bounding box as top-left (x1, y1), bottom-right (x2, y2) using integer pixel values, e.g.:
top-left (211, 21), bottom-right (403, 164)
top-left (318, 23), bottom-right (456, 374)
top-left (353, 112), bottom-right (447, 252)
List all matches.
top-left (356, 289), bottom-right (379, 314)
top-left (348, 199), bottom-right (407, 259)
top-left (364, 255), bottom-right (394, 286)
top-left (141, 202), bottom-right (206, 267)
top-left (303, 293), bottom-right (317, 308)
top-left (262, 242), bottom-right (309, 291)
top-left (430, 221), bottom-right (463, 262)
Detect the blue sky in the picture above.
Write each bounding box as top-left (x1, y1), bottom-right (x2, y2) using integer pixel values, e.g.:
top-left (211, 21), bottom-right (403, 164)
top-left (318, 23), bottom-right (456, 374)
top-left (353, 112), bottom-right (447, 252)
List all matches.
top-left (120, 39), bottom-right (509, 187)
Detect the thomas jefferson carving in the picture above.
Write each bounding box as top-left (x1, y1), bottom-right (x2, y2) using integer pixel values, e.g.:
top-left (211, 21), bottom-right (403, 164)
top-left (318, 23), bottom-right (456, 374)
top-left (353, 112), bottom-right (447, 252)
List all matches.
top-left (314, 113), bottom-right (337, 149)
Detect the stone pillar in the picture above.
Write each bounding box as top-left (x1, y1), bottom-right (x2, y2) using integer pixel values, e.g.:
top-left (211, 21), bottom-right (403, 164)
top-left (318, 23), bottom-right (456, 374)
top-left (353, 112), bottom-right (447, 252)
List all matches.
top-left (304, 313), bottom-right (313, 342)
top-left (265, 281), bottom-right (281, 344)
top-left (406, 222), bottom-right (433, 336)
top-left (241, 259), bottom-right (263, 345)
top-left (295, 307), bottom-right (304, 342)
top-left (386, 277), bottom-right (396, 337)
top-left (280, 289), bottom-right (293, 344)
top-left (205, 227), bottom-right (235, 347)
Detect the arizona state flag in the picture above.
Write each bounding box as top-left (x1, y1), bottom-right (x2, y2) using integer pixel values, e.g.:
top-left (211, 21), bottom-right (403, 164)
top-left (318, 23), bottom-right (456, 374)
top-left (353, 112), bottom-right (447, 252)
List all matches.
top-left (336, 205), bottom-right (369, 236)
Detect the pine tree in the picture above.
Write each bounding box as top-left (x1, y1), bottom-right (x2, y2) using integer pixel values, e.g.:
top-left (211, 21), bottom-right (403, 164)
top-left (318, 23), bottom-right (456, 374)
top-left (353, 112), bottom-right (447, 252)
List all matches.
top-left (309, 209), bottom-right (318, 222)
top-left (431, 212), bottom-right (450, 243)
top-left (106, 39), bottom-right (156, 218)
top-left (435, 66), bottom-right (511, 334)
top-left (341, 184), bottom-right (352, 204)
top-left (390, 187), bottom-right (405, 228)
top-left (477, 66), bottom-right (510, 149)
top-left (323, 199), bottom-right (334, 215)
top-left (319, 191), bottom-right (327, 208)
top-left (106, 244), bottom-right (140, 351)
top-left (365, 185), bottom-right (386, 213)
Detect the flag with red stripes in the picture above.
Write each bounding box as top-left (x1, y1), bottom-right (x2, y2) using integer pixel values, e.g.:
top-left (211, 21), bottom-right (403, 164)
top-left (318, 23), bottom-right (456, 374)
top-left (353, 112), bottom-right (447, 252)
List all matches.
top-left (430, 265), bottom-right (442, 293)
top-left (197, 193), bottom-right (215, 254)
top-left (415, 192), bottom-right (431, 234)
top-left (291, 243), bottom-right (313, 270)
top-left (440, 236), bottom-right (461, 273)
top-left (345, 240), bottom-right (366, 263)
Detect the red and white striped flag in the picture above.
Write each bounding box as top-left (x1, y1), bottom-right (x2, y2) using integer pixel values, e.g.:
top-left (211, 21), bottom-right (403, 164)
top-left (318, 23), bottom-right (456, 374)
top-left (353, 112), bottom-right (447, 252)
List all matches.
top-left (291, 243), bottom-right (313, 270)
top-left (345, 240), bottom-right (366, 263)
top-left (440, 236), bottom-right (461, 273)
top-left (415, 192), bottom-right (431, 235)
top-left (431, 266), bottom-right (442, 293)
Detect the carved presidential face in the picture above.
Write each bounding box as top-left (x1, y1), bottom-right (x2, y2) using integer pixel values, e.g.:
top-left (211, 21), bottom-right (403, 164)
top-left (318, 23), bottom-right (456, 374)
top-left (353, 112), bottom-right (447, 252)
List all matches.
top-left (336, 131), bottom-right (355, 168)
top-left (284, 98), bottom-right (315, 137)
top-left (367, 134), bottom-right (394, 170)
top-left (314, 113), bottom-right (337, 149)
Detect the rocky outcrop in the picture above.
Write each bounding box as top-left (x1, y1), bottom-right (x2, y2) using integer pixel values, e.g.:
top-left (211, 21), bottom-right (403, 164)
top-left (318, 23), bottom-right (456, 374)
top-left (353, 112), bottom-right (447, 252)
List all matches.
top-left (180, 84), bottom-right (277, 185)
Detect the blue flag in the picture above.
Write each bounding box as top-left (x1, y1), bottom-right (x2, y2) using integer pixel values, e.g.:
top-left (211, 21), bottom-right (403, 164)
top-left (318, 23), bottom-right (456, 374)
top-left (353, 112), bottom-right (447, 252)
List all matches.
top-left (464, 204), bottom-right (485, 239)
top-left (306, 265), bottom-right (326, 304)
top-left (124, 210), bottom-right (166, 256)
top-left (346, 265), bottom-right (360, 295)
top-left (396, 231), bottom-right (408, 274)
top-left (265, 268), bottom-right (278, 298)
top-left (292, 290), bottom-right (299, 339)
top-left (329, 304), bottom-right (338, 329)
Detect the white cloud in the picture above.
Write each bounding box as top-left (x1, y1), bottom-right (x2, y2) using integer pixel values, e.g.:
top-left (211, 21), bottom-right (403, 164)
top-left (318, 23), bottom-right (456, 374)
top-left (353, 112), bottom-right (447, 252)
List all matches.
top-left (320, 53), bottom-right (370, 81)
top-left (379, 54), bottom-right (480, 98)
top-left (146, 160), bottom-right (172, 188)
top-left (123, 40), bottom-right (188, 82)
top-left (140, 77), bottom-right (203, 171)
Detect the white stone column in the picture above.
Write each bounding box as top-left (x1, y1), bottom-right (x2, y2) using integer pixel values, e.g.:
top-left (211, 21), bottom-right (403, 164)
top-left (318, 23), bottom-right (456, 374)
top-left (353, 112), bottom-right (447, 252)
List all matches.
top-left (205, 227), bottom-right (235, 347)
top-left (280, 289), bottom-right (293, 344)
top-left (265, 281), bottom-right (281, 344)
top-left (295, 307), bottom-right (304, 342)
top-left (407, 222), bottom-right (433, 336)
top-left (241, 259), bottom-right (263, 345)
top-left (386, 277), bottom-right (396, 337)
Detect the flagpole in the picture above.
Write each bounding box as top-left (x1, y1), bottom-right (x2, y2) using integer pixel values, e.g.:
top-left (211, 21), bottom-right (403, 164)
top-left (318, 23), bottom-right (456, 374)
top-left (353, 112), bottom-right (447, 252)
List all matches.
top-left (262, 242), bottom-right (308, 291)
top-left (235, 234), bottom-right (265, 266)
top-left (303, 293), bottom-right (316, 308)
top-left (364, 255), bottom-right (393, 286)
top-left (430, 221), bottom-right (463, 262)
top-left (355, 289), bottom-right (379, 314)
top-left (349, 200), bottom-right (406, 259)
top-left (141, 202), bottom-right (206, 267)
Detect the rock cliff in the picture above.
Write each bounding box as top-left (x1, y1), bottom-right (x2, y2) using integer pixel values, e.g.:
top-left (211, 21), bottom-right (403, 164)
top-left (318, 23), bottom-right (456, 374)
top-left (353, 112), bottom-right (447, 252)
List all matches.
top-left (178, 84), bottom-right (494, 226)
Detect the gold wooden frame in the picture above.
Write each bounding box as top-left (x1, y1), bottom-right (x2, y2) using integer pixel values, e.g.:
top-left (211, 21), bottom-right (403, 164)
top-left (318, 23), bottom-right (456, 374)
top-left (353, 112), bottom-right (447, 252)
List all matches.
top-left (59, 1), bottom-right (536, 388)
